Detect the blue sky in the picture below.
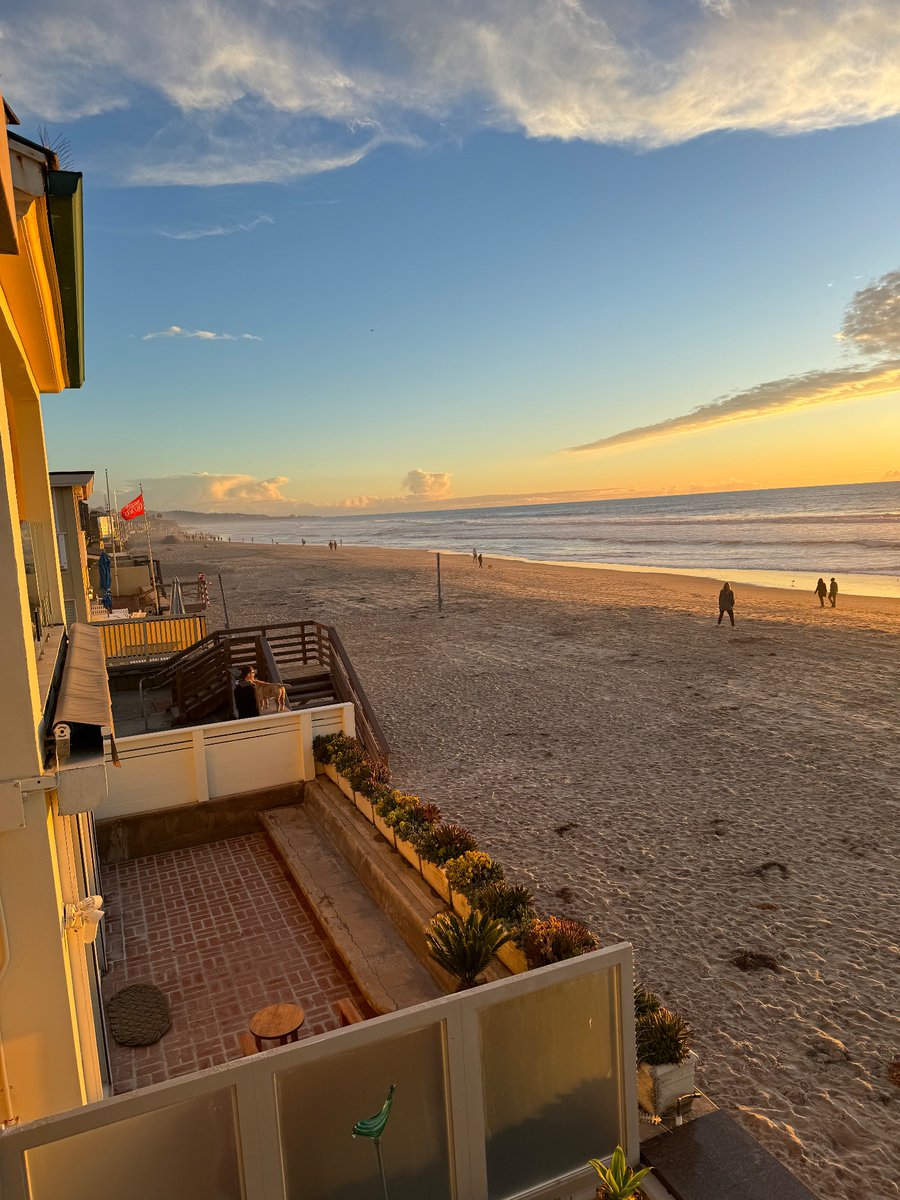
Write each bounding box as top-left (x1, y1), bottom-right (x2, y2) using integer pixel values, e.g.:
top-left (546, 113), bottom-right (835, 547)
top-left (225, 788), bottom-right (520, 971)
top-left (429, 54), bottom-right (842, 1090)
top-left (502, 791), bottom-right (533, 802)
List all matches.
top-left (5, 0), bottom-right (900, 512)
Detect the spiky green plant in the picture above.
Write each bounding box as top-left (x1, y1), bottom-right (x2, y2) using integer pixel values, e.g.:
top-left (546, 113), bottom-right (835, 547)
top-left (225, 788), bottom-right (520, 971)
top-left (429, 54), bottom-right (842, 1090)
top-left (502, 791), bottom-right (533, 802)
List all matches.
top-left (635, 1007), bottom-right (692, 1066)
top-left (475, 881), bottom-right (535, 925)
top-left (413, 822), bottom-right (478, 866)
top-left (589, 1145), bottom-right (652, 1199)
top-left (425, 911), bottom-right (511, 989)
top-left (634, 982), bottom-right (662, 1019)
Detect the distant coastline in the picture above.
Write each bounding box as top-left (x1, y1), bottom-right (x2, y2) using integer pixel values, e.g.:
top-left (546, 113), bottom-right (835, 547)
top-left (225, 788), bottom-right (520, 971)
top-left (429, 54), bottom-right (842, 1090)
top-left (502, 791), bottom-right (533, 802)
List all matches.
top-left (163, 509), bottom-right (323, 522)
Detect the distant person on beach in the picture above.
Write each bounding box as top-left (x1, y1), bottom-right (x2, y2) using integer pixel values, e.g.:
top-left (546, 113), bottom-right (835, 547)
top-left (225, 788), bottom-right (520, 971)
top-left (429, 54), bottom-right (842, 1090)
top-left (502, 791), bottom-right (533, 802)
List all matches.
top-left (477, 553), bottom-right (483, 568)
top-left (829, 577), bottom-right (838, 607)
top-left (815, 578), bottom-right (828, 608)
top-left (717, 582), bottom-right (735, 627)
top-left (234, 666), bottom-right (260, 719)
top-left (473, 547), bottom-right (478, 563)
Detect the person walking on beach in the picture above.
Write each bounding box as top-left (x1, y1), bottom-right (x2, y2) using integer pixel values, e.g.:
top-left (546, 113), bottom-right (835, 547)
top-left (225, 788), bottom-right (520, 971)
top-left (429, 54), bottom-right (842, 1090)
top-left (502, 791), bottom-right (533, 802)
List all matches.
top-left (477, 553), bottom-right (483, 568)
top-left (472, 547), bottom-right (478, 563)
top-left (815, 578), bottom-right (828, 608)
top-left (717, 582), bottom-right (735, 627)
top-left (829, 577), bottom-right (838, 607)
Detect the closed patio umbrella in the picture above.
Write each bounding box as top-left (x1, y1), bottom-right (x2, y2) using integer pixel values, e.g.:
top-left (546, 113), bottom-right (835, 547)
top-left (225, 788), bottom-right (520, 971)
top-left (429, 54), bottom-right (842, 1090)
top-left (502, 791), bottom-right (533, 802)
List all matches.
top-left (170, 577), bottom-right (185, 616)
top-left (98, 549), bottom-right (112, 593)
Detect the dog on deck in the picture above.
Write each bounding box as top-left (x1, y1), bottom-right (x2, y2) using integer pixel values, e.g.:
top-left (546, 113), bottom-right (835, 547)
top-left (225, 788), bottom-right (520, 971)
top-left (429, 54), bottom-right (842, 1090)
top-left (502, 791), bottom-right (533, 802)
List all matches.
top-left (254, 679), bottom-right (288, 712)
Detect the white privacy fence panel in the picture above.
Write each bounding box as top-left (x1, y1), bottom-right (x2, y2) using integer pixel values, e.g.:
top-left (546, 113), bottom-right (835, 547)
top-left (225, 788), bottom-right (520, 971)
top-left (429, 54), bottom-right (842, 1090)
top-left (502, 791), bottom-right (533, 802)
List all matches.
top-left (101, 702), bottom-right (355, 819)
top-left (0, 946), bottom-right (637, 1200)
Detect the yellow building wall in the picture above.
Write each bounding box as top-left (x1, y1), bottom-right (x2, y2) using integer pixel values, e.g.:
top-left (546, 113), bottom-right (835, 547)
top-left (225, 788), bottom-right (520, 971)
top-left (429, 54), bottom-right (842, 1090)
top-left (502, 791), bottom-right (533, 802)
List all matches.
top-left (0, 795), bottom-right (89, 1123)
top-left (0, 137), bottom-right (102, 1127)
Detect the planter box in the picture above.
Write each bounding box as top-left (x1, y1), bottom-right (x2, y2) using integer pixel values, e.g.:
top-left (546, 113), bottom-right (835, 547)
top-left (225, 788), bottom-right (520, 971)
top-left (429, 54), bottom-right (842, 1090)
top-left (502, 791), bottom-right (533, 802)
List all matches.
top-left (421, 860), bottom-right (451, 903)
top-left (324, 763), bottom-right (339, 786)
top-left (395, 836), bottom-right (421, 872)
top-left (353, 791), bottom-right (374, 824)
top-left (451, 892), bottom-right (471, 919)
top-left (373, 809), bottom-right (396, 847)
top-left (495, 941), bottom-right (528, 975)
top-left (637, 1051), bottom-right (699, 1117)
top-left (337, 775), bottom-right (355, 802)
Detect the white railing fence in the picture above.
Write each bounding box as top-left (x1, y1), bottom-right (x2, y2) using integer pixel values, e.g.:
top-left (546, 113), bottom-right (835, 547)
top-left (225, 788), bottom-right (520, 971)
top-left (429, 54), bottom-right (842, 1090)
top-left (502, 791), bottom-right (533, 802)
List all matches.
top-left (0, 945), bottom-right (638, 1200)
top-left (100, 702), bottom-right (355, 820)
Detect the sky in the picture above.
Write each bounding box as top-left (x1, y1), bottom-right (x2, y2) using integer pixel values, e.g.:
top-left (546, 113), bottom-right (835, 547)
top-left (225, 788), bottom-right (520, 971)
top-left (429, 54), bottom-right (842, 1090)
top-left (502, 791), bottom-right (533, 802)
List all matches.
top-left (4, 0), bottom-right (900, 514)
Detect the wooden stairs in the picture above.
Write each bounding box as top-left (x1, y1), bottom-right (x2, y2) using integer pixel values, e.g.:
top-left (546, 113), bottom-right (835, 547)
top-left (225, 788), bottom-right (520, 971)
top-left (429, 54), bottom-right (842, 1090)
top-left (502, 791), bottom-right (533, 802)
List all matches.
top-left (137, 620), bottom-right (388, 766)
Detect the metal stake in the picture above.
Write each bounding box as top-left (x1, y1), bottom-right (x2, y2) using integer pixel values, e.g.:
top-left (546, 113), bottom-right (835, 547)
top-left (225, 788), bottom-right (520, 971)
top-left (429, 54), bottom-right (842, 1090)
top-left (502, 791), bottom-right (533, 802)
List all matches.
top-left (218, 573), bottom-right (231, 628)
top-left (436, 553), bottom-right (443, 612)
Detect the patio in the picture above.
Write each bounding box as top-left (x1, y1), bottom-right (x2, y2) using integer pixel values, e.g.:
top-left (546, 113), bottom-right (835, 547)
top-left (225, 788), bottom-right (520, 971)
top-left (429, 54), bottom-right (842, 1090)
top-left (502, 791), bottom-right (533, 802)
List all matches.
top-left (100, 832), bottom-right (368, 1093)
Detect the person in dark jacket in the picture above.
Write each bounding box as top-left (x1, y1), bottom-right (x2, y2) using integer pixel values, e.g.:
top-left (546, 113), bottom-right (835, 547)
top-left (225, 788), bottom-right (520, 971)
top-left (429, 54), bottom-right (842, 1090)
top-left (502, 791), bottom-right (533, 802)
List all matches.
top-left (815, 578), bottom-right (828, 608)
top-left (828, 577), bottom-right (838, 607)
top-left (717, 582), bottom-right (735, 627)
top-left (234, 665), bottom-right (260, 719)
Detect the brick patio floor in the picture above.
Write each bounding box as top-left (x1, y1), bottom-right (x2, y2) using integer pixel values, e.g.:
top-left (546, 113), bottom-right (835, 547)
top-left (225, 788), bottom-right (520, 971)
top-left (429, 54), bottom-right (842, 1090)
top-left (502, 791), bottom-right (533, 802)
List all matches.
top-left (101, 833), bottom-right (368, 1093)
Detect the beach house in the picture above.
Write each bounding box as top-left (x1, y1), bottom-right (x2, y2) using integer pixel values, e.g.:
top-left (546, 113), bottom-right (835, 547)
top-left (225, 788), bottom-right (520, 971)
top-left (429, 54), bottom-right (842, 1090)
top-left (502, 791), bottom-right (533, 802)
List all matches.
top-left (49, 470), bottom-right (95, 624)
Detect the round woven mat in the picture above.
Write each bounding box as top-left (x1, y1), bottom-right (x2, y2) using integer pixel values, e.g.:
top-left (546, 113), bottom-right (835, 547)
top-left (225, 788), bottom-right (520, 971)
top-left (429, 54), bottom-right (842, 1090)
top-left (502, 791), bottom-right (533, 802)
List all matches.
top-left (107, 983), bottom-right (171, 1046)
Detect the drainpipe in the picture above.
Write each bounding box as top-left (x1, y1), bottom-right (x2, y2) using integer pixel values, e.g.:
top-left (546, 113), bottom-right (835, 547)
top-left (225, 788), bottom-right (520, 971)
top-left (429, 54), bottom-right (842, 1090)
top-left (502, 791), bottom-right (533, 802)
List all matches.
top-left (0, 887), bottom-right (18, 1125)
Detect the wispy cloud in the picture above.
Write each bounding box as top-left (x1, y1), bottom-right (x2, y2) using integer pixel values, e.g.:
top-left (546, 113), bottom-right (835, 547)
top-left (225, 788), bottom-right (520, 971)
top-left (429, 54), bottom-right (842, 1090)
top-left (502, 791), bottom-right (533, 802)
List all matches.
top-left (4, 1), bottom-right (900, 185)
top-left (568, 268), bottom-right (900, 453)
top-left (157, 214), bottom-right (273, 239)
top-left (142, 324), bottom-right (261, 341)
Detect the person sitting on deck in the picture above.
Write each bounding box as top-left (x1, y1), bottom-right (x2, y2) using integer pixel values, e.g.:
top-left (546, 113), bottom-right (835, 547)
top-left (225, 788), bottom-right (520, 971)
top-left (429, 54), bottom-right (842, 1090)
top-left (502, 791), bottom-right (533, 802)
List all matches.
top-left (234, 666), bottom-right (260, 719)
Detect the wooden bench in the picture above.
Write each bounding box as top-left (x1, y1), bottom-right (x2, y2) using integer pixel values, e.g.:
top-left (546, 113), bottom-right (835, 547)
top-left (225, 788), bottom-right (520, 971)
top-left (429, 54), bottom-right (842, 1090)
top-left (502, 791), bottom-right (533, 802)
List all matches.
top-left (335, 998), bottom-right (365, 1026)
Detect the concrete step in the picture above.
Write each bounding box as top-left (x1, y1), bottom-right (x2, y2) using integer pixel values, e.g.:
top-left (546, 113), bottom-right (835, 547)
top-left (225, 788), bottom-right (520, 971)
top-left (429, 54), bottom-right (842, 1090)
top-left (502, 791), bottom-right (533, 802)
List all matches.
top-left (261, 803), bottom-right (441, 1014)
top-left (302, 778), bottom-right (511, 992)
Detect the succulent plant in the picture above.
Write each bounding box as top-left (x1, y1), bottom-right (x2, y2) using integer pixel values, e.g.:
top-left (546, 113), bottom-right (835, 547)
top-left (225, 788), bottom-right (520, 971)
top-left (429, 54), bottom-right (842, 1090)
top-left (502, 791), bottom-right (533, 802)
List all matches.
top-left (425, 911), bottom-right (511, 990)
top-left (589, 1145), bottom-right (652, 1199)
top-left (635, 1007), bottom-right (692, 1066)
top-left (523, 916), bottom-right (600, 967)
top-left (383, 793), bottom-right (440, 842)
top-left (634, 982), bottom-right (662, 1019)
top-left (413, 822), bottom-right (478, 866)
top-left (475, 881), bottom-right (535, 926)
top-left (445, 851), bottom-right (505, 901)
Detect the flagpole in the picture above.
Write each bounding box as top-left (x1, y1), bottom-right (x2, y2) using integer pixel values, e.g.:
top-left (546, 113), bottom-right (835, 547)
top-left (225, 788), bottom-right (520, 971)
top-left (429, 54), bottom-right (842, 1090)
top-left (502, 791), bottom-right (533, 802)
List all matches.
top-left (140, 484), bottom-right (160, 613)
top-left (105, 468), bottom-right (120, 596)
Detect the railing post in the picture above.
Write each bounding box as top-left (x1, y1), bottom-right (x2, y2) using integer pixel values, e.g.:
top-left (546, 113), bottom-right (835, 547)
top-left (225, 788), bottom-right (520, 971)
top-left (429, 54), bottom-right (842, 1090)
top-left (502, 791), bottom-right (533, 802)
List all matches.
top-left (299, 709), bottom-right (314, 780)
top-left (191, 729), bottom-right (210, 804)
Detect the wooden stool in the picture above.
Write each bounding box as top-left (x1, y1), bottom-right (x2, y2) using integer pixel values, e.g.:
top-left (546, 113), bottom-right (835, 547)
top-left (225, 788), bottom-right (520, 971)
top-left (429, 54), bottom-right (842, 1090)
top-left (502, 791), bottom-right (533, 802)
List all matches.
top-left (249, 1002), bottom-right (305, 1051)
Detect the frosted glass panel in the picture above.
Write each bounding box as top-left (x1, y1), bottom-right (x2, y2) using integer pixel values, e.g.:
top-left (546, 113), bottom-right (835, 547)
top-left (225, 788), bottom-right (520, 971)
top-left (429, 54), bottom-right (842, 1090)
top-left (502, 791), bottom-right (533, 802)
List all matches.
top-left (277, 1025), bottom-right (452, 1200)
top-left (25, 1089), bottom-right (242, 1200)
top-left (480, 969), bottom-right (624, 1199)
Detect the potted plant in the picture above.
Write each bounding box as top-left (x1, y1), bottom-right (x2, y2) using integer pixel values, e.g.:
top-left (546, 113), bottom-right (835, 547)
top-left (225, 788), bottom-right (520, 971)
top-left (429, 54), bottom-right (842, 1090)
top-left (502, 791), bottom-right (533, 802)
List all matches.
top-left (384, 795), bottom-right (440, 871)
top-left (425, 911), bottom-right (511, 991)
top-left (445, 850), bottom-right (505, 918)
top-left (373, 789), bottom-right (400, 846)
top-left (413, 823), bottom-right (478, 902)
top-left (589, 1145), bottom-right (651, 1199)
top-left (475, 881), bottom-right (536, 974)
top-left (635, 1007), bottom-right (697, 1117)
top-left (522, 915), bottom-right (600, 967)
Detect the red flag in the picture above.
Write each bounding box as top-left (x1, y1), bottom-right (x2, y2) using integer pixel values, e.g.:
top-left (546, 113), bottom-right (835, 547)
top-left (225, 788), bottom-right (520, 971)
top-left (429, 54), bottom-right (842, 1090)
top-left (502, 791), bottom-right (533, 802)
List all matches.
top-left (120, 492), bottom-right (145, 521)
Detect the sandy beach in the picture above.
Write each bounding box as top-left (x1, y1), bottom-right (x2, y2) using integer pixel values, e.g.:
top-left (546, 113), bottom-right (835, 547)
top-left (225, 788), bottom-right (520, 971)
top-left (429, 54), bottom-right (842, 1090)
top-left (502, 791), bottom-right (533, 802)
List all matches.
top-left (160, 539), bottom-right (900, 1199)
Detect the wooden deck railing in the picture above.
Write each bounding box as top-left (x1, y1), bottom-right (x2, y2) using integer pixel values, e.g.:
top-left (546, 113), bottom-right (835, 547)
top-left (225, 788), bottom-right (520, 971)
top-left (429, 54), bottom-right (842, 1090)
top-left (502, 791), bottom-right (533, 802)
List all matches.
top-left (128, 619), bottom-right (388, 765)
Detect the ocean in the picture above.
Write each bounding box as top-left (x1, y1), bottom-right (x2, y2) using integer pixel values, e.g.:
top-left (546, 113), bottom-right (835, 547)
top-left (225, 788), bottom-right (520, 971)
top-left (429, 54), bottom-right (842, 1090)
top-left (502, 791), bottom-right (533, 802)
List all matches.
top-left (178, 481), bottom-right (900, 598)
